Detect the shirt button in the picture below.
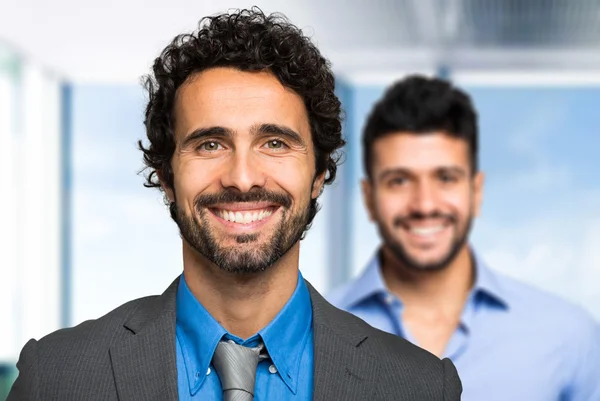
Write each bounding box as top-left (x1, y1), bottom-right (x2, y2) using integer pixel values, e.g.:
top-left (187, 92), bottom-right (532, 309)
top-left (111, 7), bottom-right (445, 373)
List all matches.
top-left (206, 367), bottom-right (211, 376)
top-left (269, 364), bottom-right (278, 374)
top-left (384, 294), bottom-right (395, 305)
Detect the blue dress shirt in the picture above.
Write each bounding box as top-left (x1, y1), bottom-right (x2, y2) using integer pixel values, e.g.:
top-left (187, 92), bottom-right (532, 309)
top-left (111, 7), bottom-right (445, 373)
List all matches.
top-left (327, 249), bottom-right (600, 401)
top-left (176, 272), bottom-right (314, 400)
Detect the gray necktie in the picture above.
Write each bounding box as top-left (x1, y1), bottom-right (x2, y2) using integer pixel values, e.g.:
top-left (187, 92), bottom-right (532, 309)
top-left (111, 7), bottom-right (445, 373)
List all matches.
top-left (212, 339), bottom-right (269, 401)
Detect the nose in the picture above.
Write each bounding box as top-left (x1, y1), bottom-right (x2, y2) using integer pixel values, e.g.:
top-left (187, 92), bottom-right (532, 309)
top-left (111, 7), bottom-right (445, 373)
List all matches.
top-left (219, 150), bottom-right (266, 192)
top-left (409, 180), bottom-right (439, 216)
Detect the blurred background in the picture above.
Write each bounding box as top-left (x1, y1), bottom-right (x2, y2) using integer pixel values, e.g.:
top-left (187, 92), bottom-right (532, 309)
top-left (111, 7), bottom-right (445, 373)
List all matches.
top-left (1, 0), bottom-right (599, 396)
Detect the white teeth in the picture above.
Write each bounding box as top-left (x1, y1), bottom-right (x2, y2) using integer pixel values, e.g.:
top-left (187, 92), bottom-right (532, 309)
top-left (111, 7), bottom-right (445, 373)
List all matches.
top-left (410, 226), bottom-right (445, 236)
top-left (218, 209), bottom-right (274, 224)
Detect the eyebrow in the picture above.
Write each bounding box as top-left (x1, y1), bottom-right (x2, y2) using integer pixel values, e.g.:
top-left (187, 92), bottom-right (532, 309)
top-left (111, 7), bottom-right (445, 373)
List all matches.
top-left (180, 123), bottom-right (306, 149)
top-left (377, 166), bottom-right (467, 181)
top-left (377, 168), bottom-right (412, 182)
top-left (180, 126), bottom-right (233, 149)
top-left (437, 166), bottom-right (468, 177)
top-left (252, 123), bottom-right (306, 147)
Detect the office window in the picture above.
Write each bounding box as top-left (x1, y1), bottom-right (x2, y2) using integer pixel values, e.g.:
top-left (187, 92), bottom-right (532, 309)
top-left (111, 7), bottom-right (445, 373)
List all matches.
top-left (0, 45), bottom-right (64, 362)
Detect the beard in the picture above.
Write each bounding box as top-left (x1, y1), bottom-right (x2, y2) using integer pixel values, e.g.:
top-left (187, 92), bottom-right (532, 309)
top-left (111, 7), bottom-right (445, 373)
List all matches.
top-left (170, 187), bottom-right (311, 274)
top-left (377, 210), bottom-right (473, 272)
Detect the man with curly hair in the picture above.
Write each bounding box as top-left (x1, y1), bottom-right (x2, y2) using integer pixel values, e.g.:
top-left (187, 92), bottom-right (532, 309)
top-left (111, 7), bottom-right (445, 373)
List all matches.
top-left (9, 8), bottom-right (461, 401)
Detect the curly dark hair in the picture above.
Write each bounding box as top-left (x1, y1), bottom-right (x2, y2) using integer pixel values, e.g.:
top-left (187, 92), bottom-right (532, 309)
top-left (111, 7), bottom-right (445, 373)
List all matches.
top-left (363, 75), bottom-right (478, 178)
top-left (138, 7), bottom-right (344, 228)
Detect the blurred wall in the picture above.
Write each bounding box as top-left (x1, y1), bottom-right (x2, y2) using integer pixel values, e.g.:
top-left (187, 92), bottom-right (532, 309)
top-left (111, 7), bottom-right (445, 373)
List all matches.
top-left (0, 45), bottom-right (64, 363)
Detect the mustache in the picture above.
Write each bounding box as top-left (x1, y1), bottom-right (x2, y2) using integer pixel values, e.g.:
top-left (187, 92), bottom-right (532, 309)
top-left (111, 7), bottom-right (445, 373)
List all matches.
top-left (194, 188), bottom-right (292, 210)
top-left (393, 211), bottom-right (457, 228)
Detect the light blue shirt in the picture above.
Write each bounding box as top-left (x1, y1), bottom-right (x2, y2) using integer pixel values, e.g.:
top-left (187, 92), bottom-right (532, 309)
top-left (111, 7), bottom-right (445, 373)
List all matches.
top-left (176, 272), bottom-right (314, 400)
top-left (327, 250), bottom-right (600, 401)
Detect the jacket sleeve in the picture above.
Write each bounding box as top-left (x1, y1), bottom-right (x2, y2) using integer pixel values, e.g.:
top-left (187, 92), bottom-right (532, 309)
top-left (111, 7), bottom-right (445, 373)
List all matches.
top-left (7, 339), bottom-right (40, 401)
top-left (441, 357), bottom-right (462, 401)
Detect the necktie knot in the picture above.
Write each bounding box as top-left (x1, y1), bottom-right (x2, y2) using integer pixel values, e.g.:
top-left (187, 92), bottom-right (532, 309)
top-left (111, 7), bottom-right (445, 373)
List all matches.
top-left (212, 339), bottom-right (269, 401)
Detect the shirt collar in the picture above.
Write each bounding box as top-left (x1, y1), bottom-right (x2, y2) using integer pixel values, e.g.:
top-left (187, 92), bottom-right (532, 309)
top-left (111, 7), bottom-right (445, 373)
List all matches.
top-left (257, 272), bottom-right (312, 395)
top-left (338, 247), bottom-right (510, 311)
top-left (470, 250), bottom-right (510, 310)
top-left (175, 271), bottom-right (312, 396)
top-left (176, 275), bottom-right (226, 395)
top-left (336, 252), bottom-right (388, 309)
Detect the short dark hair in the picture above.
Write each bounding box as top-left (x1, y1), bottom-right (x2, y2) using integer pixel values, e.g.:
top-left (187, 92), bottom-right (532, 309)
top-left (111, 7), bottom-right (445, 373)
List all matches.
top-left (138, 7), bottom-right (344, 228)
top-left (362, 75), bottom-right (478, 178)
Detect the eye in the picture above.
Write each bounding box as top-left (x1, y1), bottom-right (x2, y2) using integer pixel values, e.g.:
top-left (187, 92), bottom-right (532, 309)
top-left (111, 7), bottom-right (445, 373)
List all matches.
top-left (388, 177), bottom-right (406, 186)
top-left (264, 139), bottom-right (288, 150)
top-left (199, 141), bottom-right (222, 151)
top-left (439, 173), bottom-right (457, 183)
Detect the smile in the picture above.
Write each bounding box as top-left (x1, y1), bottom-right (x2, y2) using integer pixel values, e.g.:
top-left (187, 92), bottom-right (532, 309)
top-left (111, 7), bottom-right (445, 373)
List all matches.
top-left (408, 225), bottom-right (446, 236)
top-left (210, 205), bottom-right (278, 225)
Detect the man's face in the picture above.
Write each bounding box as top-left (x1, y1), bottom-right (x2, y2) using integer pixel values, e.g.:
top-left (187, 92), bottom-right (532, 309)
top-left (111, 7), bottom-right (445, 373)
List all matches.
top-left (165, 67), bottom-right (324, 274)
top-left (363, 132), bottom-right (483, 271)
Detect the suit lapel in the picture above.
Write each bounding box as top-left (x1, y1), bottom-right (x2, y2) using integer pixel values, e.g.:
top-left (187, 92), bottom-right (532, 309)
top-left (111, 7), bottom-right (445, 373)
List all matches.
top-left (110, 278), bottom-right (180, 401)
top-left (307, 281), bottom-right (380, 401)
top-left (109, 277), bottom-right (381, 400)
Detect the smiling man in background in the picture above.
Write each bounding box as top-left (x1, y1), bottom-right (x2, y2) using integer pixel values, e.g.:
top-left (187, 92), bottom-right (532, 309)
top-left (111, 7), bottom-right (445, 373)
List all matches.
top-left (9, 9), bottom-right (461, 401)
top-left (328, 75), bottom-right (600, 401)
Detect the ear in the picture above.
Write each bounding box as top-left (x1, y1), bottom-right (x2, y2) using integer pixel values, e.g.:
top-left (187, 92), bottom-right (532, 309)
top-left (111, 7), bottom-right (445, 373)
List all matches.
top-left (157, 170), bottom-right (176, 203)
top-left (361, 178), bottom-right (376, 221)
top-left (311, 170), bottom-right (327, 199)
top-left (472, 171), bottom-right (485, 217)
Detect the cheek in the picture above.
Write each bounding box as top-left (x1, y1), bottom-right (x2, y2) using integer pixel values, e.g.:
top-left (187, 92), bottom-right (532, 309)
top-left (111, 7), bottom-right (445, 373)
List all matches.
top-left (444, 191), bottom-right (473, 218)
top-left (375, 193), bottom-right (408, 220)
top-left (274, 173), bottom-right (312, 203)
top-left (173, 159), bottom-right (219, 201)
top-left (268, 158), bottom-right (315, 195)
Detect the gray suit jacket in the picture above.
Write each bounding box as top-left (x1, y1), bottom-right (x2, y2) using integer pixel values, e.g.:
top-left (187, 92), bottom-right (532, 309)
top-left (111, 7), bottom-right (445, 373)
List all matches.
top-left (9, 278), bottom-right (461, 400)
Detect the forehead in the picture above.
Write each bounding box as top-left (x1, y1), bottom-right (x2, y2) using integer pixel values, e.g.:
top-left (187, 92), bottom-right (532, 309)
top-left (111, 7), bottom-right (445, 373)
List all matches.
top-left (371, 132), bottom-right (470, 172)
top-left (173, 67), bottom-right (310, 139)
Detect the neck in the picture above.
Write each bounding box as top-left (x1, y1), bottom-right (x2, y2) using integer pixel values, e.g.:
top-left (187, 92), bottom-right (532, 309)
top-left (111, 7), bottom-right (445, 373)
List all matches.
top-left (182, 241), bottom-right (300, 339)
top-left (381, 245), bottom-right (473, 312)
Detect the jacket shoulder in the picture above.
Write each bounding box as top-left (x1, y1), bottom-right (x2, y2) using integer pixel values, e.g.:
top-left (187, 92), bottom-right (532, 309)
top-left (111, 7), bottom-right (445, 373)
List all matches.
top-left (9, 295), bottom-right (161, 400)
top-left (38, 295), bottom-right (158, 351)
top-left (28, 294), bottom-right (160, 379)
top-left (369, 327), bottom-right (461, 399)
top-left (331, 307), bottom-right (462, 399)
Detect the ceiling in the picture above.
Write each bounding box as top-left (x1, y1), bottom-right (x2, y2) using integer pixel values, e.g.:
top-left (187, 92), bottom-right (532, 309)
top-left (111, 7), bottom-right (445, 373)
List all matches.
top-left (1, 0), bottom-right (599, 83)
